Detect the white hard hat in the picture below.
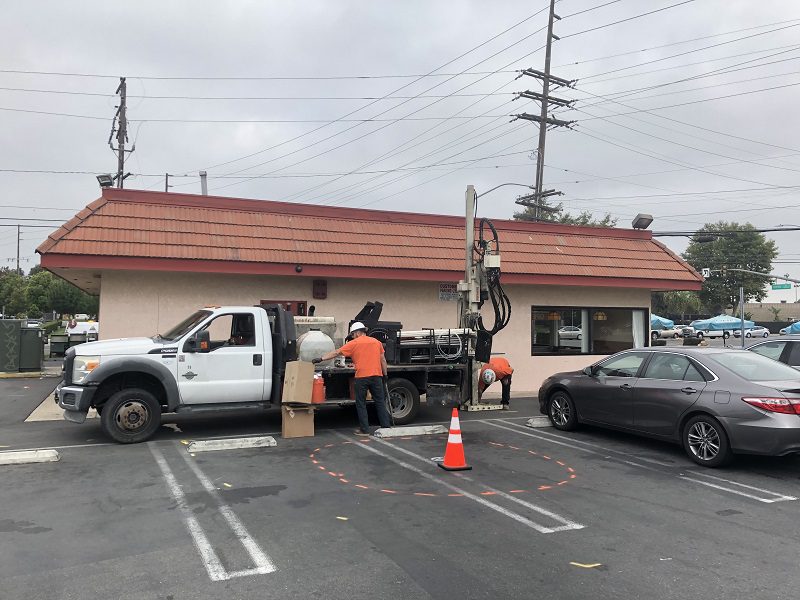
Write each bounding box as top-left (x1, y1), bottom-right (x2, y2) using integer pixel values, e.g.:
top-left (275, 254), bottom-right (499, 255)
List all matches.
top-left (482, 368), bottom-right (496, 386)
top-left (349, 321), bottom-right (367, 334)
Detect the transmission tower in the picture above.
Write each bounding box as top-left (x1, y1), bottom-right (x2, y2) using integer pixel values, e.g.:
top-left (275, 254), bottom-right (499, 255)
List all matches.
top-left (511, 0), bottom-right (575, 220)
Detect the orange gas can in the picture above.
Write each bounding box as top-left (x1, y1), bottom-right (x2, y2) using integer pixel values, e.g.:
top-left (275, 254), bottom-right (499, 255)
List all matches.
top-left (312, 376), bottom-right (326, 404)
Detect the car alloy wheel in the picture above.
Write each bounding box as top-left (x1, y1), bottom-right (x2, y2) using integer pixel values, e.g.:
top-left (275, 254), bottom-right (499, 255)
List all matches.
top-left (687, 421), bottom-right (720, 462)
top-left (550, 395), bottom-right (571, 427)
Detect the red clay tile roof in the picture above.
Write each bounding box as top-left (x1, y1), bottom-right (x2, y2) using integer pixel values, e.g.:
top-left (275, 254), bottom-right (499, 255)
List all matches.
top-left (38, 188), bottom-right (701, 290)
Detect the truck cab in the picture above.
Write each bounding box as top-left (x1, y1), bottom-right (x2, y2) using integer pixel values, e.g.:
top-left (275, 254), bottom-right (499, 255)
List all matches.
top-left (57, 305), bottom-right (294, 443)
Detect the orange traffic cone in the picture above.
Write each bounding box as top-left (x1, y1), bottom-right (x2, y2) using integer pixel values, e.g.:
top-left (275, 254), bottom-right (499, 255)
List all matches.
top-left (437, 408), bottom-right (472, 471)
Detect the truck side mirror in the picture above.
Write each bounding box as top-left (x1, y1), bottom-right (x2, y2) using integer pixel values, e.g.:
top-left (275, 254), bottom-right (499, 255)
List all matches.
top-left (582, 366), bottom-right (594, 377)
top-left (187, 330), bottom-right (211, 353)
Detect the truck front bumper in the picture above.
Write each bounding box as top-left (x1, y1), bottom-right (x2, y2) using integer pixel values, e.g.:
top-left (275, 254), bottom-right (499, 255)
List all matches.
top-left (56, 383), bottom-right (96, 424)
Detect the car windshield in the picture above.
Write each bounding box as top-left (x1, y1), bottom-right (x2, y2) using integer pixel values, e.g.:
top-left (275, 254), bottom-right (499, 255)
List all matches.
top-left (159, 310), bottom-right (212, 341)
top-left (710, 351), bottom-right (800, 381)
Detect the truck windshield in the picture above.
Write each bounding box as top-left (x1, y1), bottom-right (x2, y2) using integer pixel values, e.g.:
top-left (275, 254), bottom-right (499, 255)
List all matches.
top-left (159, 310), bottom-right (212, 341)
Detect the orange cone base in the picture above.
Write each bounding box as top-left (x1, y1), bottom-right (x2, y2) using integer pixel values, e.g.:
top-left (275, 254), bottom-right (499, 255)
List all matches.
top-left (437, 461), bottom-right (472, 471)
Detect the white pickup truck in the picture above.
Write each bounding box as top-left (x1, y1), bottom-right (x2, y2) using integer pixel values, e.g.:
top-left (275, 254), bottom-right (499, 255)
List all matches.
top-left (56, 304), bottom-right (473, 443)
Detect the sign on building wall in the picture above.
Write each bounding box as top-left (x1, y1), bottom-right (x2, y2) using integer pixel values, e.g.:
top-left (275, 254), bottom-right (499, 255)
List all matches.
top-left (439, 282), bottom-right (459, 302)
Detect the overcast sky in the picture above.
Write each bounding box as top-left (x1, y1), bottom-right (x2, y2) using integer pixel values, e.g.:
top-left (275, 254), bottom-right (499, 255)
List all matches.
top-left (1, 0), bottom-right (799, 302)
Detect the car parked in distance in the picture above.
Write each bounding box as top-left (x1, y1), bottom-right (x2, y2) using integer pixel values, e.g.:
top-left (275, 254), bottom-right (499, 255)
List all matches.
top-left (676, 325), bottom-right (695, 337)
top-left (748, 336), bottom-right (800, 370)
top-left (780, 326), bottom-right (792, 335)
top-left (694, 329), bottom-right (731, 339)
top-left (538, 348), bottom-right (800, 467)
top-left (733, 326), bottom-right (770, 338)
top-left (651, 327), bottom-right (681, 340)
top-left (557, 325), bottom-right (582, 340)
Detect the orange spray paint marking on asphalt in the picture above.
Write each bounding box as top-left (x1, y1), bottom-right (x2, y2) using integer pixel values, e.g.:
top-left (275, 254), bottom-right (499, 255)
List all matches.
top-left (339, 478), bottom-right (350, 483)
top-left (355, 484), bottom-right (369, 490)
top-left (414, 492), bottom-right (436, 497)
top-left (380, 489), bottom-right (398, 494)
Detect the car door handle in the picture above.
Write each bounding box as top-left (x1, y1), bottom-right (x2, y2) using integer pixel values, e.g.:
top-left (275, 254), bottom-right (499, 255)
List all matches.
top-left (253, 354), bottom-right (263, 366)
top-left (681, 387), bottom-right (697, 394)
top-left (620, 383), bottom-right (633, 391)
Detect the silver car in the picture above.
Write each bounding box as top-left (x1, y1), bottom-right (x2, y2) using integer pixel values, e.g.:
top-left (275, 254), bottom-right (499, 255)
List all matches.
top-left (538, 348), bottom-right (800, 467)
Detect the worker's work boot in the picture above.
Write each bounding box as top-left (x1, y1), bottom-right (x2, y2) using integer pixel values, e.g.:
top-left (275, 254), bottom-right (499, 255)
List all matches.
top-left (355, 429), bottom-right (370, 437)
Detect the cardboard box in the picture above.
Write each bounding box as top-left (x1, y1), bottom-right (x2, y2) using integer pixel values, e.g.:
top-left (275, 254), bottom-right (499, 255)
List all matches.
top-left (281, 405), bottom-right (315, 438)
top-left (281, 360), bottom-right (315, 404)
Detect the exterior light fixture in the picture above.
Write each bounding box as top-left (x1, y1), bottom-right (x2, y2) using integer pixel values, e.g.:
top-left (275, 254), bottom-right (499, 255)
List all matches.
top-left (631, 213), bottom-right (653, 230)
top-left (593, 311), bottom-right (607, 321)
top-left (96, 174), bottom-right (115, 188)
top-left (547, 311), bottom-right (561, 321)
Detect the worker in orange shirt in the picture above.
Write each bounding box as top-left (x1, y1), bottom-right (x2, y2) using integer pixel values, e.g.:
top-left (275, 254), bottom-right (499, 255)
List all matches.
top-left (314, 322), bottom-right (392, 435)
top-left (479, 356), bottom-right (514, 409)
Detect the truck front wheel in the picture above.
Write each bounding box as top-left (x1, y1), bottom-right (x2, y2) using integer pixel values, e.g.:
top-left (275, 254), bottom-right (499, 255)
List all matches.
top-left (101, 388), bottom-right (162, 444)
top-left (386, 378), bottom-right (420, 425)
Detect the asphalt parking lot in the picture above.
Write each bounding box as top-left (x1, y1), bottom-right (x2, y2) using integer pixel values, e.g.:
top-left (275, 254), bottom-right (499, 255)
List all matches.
top-left (2, 375), bottom-right (800, 600)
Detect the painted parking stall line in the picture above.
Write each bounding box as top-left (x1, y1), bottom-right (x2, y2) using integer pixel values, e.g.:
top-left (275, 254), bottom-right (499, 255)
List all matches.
top-left (488, 420), bottom-right (798, 505)
top-left (148, 443), bottom-right (228, 582)
top-left (176, 443), bottom-right (277, 577)
top-left (148, 442), bottom-right (276, 582)
top-left (375, 437), bottom-right (584, 533)
top-left (335, 432), bottom-right (583, 534)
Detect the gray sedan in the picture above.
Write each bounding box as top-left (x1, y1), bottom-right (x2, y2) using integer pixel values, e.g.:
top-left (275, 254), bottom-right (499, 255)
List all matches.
top-left (538, 348), bottom-right (800, 467)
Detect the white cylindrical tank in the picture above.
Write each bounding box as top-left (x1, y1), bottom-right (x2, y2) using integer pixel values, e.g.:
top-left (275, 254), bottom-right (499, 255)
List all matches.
top-left (297, 330), bottom-right (336, 363)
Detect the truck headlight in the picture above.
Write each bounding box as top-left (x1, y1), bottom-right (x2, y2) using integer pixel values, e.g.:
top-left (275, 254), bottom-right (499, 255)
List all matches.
top-left (73, 355), bottom-right (101, 384)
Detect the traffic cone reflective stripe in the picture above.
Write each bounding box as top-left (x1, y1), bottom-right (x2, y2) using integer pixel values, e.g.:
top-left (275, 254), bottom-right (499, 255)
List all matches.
top-left (438, 408), bottom-right (471, 471)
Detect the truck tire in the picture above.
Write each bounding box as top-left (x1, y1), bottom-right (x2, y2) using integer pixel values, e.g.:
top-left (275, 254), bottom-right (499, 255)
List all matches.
top-left (101, 388), bottom-right (162, 444)
top-left (386, 378), bottom-right (420, 425)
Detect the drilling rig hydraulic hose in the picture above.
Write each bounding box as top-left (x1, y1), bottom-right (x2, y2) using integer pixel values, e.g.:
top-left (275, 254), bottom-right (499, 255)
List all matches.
top-left (475, 218), bottom-right (512, 335)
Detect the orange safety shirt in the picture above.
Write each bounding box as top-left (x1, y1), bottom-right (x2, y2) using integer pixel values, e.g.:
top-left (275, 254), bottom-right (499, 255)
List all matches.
top-left (338, 335), bottom-right (385, 378)
top-left (479, 357), bottom-right (514, 390)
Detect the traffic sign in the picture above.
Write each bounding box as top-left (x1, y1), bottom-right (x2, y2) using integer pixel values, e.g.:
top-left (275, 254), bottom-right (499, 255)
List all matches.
top-left (771, 283), bottom-right (792, 290)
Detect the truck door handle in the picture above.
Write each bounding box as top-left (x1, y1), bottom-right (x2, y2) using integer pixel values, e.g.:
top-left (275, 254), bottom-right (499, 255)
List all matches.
top-left (253, 354), bottom-right (262, 366)
top-left (681, 387), bottom-right (697, 394)
top-left (620, 383), bottom-right (633, 391)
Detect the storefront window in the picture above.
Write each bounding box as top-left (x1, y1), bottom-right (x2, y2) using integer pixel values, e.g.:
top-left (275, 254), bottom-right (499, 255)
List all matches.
top-left (531, 306), bottom-right (647, 356)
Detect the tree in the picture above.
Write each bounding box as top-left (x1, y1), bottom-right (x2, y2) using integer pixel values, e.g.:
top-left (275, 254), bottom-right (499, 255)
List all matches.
top-left (682, 222), bottom-right (778, 313)
top-left (769, 306), bottom-right (782, 321)
top-left (660, 290), bottom-right (702, 323)
top-left (0, 272), bottom-right (28, 316)
top-left (514, 198), bottom-right (618, 227)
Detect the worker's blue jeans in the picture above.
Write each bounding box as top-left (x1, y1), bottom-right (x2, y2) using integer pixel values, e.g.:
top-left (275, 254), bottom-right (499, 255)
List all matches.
top-left (354, 376), bottom-right (392, 432)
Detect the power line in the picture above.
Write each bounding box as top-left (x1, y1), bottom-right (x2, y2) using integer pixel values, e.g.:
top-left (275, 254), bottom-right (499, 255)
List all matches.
top-left (560, 0), bottom-right (628, 19)
top-left (560, 0), bottom-right (697, 39)
top-left (575, 22), bottom-right (800, 81)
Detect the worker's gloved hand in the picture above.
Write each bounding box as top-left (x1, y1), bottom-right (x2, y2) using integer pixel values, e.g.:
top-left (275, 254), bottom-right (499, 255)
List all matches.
top-left (311, 358), bottom-right (323, 364)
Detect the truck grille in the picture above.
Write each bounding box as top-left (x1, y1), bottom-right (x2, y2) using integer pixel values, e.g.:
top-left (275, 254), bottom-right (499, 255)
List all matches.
top-left (63, 350), bottom-right (75, 385)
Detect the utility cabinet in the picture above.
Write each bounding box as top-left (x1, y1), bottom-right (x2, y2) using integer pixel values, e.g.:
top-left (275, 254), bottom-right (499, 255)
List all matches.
top-left (0, 320), bottom-right (22, 372)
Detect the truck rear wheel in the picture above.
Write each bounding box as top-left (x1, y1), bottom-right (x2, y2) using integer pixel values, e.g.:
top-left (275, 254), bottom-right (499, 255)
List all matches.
top-left (386, 378), bottom-right (420, 425)
top-left (101, 388), bottom-right (161, 444)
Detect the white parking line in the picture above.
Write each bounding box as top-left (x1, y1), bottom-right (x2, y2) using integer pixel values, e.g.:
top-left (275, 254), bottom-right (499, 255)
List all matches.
top-left (375, 437), bottom-right (584, 533)
top-left (487, 420), bottom-right (797, 504)
top-left (177, 443), bottom-right (277, 577)
top-left (148, 443), bottom-right (228, 582)
top-left (335, 432), bottom-right (583, 534)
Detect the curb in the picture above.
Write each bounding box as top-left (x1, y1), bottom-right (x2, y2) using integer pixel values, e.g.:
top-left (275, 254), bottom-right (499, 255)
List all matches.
top-left (0, 449), bottom-right (60, 465)
top-left (373, 425), bottom-right (448, 438)
top-left (186, 436), bottom-right (278, 453)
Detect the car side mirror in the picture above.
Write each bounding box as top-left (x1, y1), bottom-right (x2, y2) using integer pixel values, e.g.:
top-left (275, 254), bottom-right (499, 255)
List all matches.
top-left (582, 366), bottom-right (594, 377)
top-left (187, 330), bottom-right (211, 353)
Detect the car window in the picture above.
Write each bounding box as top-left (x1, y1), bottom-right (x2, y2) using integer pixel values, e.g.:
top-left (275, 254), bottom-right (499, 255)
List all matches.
top-left (788, 342), bottom-right (800, 367)
top-left (749, 341), bottom-right (787, 362)
top-left (711, 351), bottom-right (800, 381)
top-left (643, 354), bottom-right (694, 381)
top-left (199, 313), bottom-right (256, 349)
top-left (595, 353), bottom-right (646, 378)
top-left (684, 362), bottom-right (706, 382)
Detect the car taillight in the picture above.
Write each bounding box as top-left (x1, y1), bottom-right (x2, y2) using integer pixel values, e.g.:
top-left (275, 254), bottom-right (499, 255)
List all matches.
top-left (742, 397), bottom-right (800, 415)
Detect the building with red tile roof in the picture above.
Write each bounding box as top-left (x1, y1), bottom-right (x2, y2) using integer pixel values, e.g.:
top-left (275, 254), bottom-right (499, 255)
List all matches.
top-left (38, 188), bottom-right (701, 392)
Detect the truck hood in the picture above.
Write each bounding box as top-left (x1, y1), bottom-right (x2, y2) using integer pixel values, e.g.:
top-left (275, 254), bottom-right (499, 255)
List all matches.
top-left (72, 337), bottom-right (174, 357)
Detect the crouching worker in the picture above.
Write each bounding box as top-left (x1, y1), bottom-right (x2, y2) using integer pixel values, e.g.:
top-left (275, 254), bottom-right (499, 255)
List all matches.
top-left (313, 322), bottom-right (392, 436)
top-left (479, 356), bottom-right (514, 409)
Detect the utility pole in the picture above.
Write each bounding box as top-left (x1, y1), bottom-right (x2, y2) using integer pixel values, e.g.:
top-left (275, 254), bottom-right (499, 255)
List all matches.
top-left (16, 224), bottom-right (20, 275)
top-left (512, 0), bottom-right (575, 220)
top-left (108, 77), bottom-right (133, 188)
top-left (165, 173), bottom-right (170, 192)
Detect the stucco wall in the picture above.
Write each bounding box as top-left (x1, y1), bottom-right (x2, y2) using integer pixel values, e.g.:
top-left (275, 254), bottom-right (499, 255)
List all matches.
top-left (98, 270), bottom-right (650, 394)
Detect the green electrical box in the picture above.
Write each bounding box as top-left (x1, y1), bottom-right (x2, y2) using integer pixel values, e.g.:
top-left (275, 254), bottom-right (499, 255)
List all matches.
top-left (19, 327), bottom-right (44, 372)
top-left (0, 320), bottom-right (22, 372)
